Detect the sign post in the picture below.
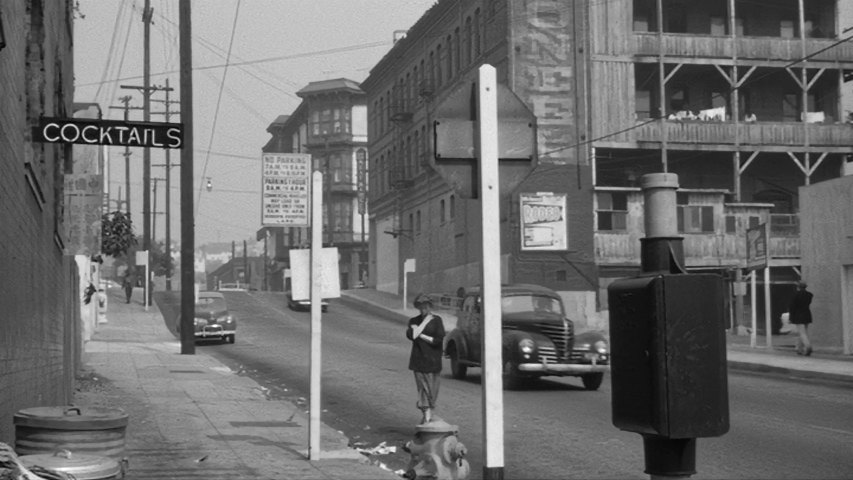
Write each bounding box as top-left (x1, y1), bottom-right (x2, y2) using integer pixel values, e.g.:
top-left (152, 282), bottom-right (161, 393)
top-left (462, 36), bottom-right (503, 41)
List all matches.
top-left (478, 65), bottom-right (505, 480)
top-left (309, 171), bottom-right (323, 461)
top-left (746, 222), bottom-right (772, 348)
top-left (136, 250), bottom-right (149, 311)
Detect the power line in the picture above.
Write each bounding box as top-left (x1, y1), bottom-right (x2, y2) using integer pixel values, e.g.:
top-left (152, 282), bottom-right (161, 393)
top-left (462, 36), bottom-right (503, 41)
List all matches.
top-left (196, 0), bottom-right (243, 217)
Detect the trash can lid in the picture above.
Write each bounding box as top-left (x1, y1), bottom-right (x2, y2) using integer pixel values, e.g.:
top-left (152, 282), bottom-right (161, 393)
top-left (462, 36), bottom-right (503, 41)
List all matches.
top-left (14, 406), bottom-right (128, 430)
top-left (20, 450), bottom-right (121, 480)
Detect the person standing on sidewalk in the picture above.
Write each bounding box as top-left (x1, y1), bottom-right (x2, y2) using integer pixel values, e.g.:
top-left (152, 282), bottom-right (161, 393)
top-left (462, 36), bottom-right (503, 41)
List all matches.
top-left (789, 281), bottom-right (814, 356)
top-left (122, 269), bottom-right (135, 304)
top-left (406, 293), bottom-right (445, 424)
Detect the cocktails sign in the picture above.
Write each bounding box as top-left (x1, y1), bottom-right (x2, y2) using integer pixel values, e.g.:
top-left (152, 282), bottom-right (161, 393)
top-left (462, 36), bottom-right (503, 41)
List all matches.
top-left (33, 117), bottom-right (183, 149)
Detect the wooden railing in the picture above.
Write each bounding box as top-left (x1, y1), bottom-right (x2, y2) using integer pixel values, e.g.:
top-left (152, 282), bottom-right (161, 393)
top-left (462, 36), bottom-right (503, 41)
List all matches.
top-left (595, 214), bottom-right (800, 268)
top-left (630, 121), bottom-right (853, 148)
top-left (633, 33), bottom-right (853, 63)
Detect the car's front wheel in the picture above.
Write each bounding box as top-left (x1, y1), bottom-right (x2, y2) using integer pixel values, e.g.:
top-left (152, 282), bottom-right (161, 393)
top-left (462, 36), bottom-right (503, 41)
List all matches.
top-left (226, 334), bottom-right (235, 344)
top-left (448, 344), bottom-right (467, 380)
top-left (581, 372), bottom-right (604, 391)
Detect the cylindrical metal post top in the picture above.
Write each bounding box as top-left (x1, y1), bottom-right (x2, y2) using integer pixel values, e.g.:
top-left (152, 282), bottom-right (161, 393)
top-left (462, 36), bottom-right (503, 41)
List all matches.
top-left (641, 173), bottom-right (679, 238)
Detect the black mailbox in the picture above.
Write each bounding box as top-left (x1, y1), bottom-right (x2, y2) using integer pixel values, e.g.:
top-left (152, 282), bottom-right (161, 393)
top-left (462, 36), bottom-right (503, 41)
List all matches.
top-left (608, 273), bottom-right (729, 439)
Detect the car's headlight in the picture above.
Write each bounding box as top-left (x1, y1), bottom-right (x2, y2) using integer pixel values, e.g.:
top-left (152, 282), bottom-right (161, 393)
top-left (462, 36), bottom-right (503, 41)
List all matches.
top-left (193, 318), bottom-right (205, 326)
top-left (217, 315), bottom-right (233, 323)
top-left (594, 340), bottom-right (609, 354)
top-left (518, 338), bottom-right (535, 354)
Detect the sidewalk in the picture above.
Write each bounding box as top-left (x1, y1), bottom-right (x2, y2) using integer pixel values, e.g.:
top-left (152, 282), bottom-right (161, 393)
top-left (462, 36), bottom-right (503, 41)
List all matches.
top-left (338, 287), bottom-right (853, 387)
top-left (75, 287), bottom-right (400, 480)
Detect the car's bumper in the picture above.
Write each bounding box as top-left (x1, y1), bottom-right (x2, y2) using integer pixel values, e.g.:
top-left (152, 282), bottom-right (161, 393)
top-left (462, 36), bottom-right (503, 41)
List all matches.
top-left (517, 361), bottom-right (609, 374)
top-left (194, 327), bottom-right (236, 339)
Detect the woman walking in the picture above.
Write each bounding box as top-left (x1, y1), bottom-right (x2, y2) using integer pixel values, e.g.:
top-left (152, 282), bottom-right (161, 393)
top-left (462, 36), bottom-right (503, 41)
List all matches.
top-left (406, 293), bottom-right (445, 424)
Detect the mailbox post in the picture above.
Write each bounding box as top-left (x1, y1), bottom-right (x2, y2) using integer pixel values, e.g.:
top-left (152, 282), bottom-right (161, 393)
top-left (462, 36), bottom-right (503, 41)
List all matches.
top-left (608, 173), bottom-right (729, 479)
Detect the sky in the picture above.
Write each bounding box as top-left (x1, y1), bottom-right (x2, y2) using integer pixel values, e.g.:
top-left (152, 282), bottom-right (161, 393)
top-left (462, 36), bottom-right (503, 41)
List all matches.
top-left (73, 0), bottom-right (436, 248)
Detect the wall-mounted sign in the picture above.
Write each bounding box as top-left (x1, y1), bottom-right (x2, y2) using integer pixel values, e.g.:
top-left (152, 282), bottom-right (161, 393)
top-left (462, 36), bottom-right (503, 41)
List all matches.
top-left (746, 223), bottom-right (768, 271)
top-left (262, 153), bottom-right (311, 227)
top-left (520, 192), bottom-right (568, 251)
top-left (356, 148), bottom-right (368, 215)
top-left (63, 174), bottom-right (103, 255)
top-left (33, 118), bottom-right (183, 149)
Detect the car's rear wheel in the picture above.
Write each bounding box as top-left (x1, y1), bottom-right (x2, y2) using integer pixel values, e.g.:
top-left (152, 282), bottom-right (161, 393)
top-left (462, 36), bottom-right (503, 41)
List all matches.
top-left (448, 344), bottom-right (467, 379)
top-left (581, 372), bottom-right (604, 391)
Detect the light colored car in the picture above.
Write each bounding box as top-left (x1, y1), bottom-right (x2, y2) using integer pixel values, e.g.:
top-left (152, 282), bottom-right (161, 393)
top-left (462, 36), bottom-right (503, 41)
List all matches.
top-left (186, 291), bottom-right (237, 343)
top-left (444, 284), bottom-right (610, 390)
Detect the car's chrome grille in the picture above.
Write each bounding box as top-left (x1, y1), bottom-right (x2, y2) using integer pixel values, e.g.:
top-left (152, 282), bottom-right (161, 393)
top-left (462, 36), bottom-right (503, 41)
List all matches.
top-left (536, 322), bottom-right (573, 360)
top-left (537, 345), bottom-right (559, 363)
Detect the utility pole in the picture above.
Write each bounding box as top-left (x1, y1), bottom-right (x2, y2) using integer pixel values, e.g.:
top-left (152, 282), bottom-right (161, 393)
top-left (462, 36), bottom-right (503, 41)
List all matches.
top-left (179, 0), bottom-right (195, 355)
top-left (108, 96), bottom-right (140, 218)
top-left (152, 78), bottom-right (179, 290)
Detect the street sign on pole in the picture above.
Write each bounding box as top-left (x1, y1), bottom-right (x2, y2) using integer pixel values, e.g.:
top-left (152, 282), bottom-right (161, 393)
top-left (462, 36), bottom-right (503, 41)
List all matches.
top-left (261, 153), bottom-right (311, 227)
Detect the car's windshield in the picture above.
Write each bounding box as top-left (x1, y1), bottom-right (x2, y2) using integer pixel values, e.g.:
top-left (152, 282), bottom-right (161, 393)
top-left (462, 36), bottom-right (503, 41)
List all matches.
top-left (501, 294), bottom-right (563, 315)
top-left (196, 297), bottom-right (227, 311)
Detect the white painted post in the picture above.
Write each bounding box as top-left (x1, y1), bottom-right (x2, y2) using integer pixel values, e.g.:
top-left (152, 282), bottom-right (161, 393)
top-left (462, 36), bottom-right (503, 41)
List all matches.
top-left (309, 171), bottom-right (323, 460)
top-left (478, 65), bottom-right (504, 480)
top-left (750, 270), bottom-right (757, 348)
top-left (764, 266), bottom-right (772, 348)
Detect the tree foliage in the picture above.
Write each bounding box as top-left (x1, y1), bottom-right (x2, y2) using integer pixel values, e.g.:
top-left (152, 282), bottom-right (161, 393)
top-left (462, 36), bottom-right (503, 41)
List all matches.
top-left (101, 211), bottom-right (137, 257)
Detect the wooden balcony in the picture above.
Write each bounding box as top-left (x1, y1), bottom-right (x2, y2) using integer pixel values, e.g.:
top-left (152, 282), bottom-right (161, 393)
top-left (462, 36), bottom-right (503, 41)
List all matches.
top-left (594, 190), bottom-right (800, 269)
top-left (633, 33), bottom-right (853, 64)
top-left (625, 121), bottom-right (853, 151)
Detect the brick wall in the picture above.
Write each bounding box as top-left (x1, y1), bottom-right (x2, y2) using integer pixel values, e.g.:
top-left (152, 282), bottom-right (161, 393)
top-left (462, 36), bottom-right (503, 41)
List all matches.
top-left (0, 0), bottom-right (79, 444)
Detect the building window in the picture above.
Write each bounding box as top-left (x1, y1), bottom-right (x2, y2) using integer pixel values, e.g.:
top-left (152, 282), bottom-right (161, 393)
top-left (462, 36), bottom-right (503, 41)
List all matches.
top-left (446, 35), bottom-right (453, 79)
top-left (454, 27), bottom-right (461, 72)
top-left (328, 152), bottom-right (352, 184)
top-left (416, 210), bottom-right (422, 234)
top-left (332, 200), bottom-right (353, 233)
top-left (311, 107), bottom-right (350, 137)
top-left (677, 193), bottom-right (714, 233)
top-left (450, 194), bottom-right (456, 219)
top-left (428, 51), bottom-right (435, 88)
top-left (440, 199), bottom-right (446, 223)
top-left (474, 8), bottom-right (481, 57)
top-left (464, 17), bottom-right (473, 65)
top-left (596, 192), bottom-right (627, 231)
top-left (636, 90), bottom-right (652, 119)
top-left (436, 44), bottom-right (443, 86)
top-left (409, 213), bottom-right (414, 233)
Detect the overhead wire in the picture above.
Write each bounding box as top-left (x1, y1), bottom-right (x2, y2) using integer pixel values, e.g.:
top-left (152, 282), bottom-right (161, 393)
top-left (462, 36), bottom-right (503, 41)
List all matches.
top-left (196, 0), bottom-right (243, 217)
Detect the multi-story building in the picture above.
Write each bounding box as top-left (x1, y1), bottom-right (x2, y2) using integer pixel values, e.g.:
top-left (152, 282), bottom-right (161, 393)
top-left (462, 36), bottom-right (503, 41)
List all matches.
top-left (0, 0), bottom-right (80, 443)
top-left (361, 0), bottom-right (853, 332)
top-left (259, 79), bottom-right (370, 290)
top-left (591, 0), bottom-right (853, 332)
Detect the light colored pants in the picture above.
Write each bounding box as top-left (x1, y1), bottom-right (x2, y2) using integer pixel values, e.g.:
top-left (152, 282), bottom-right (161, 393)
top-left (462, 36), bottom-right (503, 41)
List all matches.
top-left (796, 324), bottom-right (812, 352)
top-left (414, 371), bottom-right (440, 411)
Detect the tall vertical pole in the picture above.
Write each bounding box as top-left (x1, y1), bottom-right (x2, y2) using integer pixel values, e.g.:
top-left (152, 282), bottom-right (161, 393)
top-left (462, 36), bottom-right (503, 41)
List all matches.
top-left (119, 96), bottom-right (132, 218)
top-left (143, 0), bottom-right (153, 305)
top-left (152, 178), bottom-right (158, 245)
top-left (309, 171), bottom-right (323, 460)
top-left (164, 78), bottom-right (173, 290)
top-left (657, 0), bottom-right (668, 172)
top-left (179, 0), bottom-right (195, 355)
top-left (243, 239), bottom-right (248, 288)
top-left (478, 65), bottom-right (504, 480)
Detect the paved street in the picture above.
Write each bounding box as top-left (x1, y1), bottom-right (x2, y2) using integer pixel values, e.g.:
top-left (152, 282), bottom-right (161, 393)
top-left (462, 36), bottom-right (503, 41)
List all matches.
top-left (192, 291), bottom-right (853, 480)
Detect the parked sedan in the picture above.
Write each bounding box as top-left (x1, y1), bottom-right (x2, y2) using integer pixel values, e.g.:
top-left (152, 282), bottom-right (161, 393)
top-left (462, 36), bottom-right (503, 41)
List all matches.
top-left (179, 291), bottom-right (237, 343)
top-left (444, 284), bottom-right (609, 390)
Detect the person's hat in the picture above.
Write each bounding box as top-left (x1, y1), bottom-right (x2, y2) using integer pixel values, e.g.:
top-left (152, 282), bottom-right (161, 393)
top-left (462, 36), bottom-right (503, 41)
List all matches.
top-left (413, 293), bottom-right (432, 307)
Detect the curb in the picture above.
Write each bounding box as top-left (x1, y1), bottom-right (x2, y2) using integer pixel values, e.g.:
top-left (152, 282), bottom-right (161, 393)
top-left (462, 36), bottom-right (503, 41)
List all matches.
top-left (726, 360), bottom-right (853, 387)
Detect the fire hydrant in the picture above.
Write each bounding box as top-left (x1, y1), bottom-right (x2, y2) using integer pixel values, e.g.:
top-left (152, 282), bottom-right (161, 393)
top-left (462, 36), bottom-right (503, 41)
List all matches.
top-left (403, 419), bottom-right (470, 480)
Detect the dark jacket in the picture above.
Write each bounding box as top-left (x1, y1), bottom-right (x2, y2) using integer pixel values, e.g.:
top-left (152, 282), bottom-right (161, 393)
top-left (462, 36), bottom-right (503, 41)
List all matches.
top-left (406, 313), bottom-right (445, 373)
top-left (789, 289), bottom-right (813, 325)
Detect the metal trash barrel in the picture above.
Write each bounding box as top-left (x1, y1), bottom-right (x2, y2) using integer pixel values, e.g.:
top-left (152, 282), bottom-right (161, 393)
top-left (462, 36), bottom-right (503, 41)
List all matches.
top-left (14, 406), bottom-right (128, 461)
top-left (19, 449), bottom-right (122, 480)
